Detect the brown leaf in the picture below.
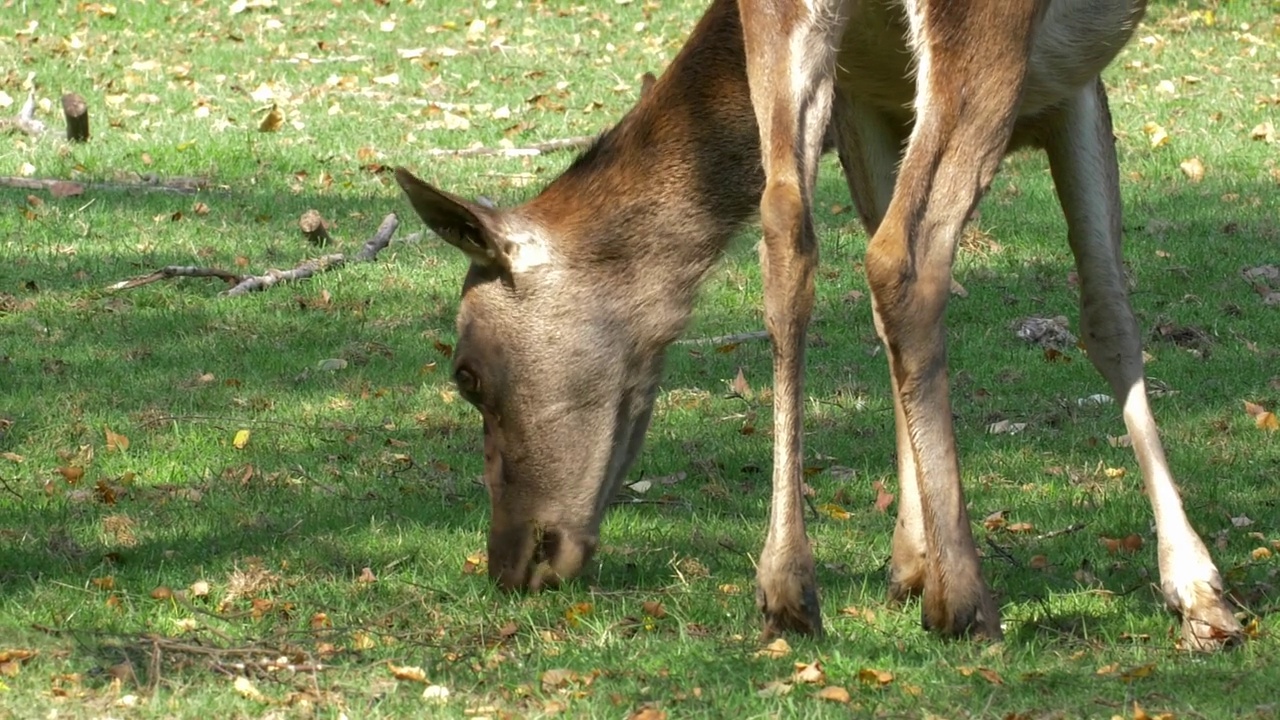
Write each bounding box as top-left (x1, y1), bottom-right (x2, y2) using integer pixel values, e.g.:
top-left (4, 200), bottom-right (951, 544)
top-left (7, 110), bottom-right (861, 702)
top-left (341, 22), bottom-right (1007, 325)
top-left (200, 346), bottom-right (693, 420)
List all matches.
top-left (731, 367), bottom-right (751, 397)
top-left (150, 586), bottom-right (173, 600)
top-left (1006, 522), bottom-right (1034, 534)
top-left (91, 575), bottom-right (115, 590)
top-left (1028, 554), bottom-right (1050, 570)
top-left (977, 667), bottom-right (1004, 685)
top-left (983, 510), bottom-right (1007, 531)
top-left (433, 340), bottom-right (453, 359)
top-left (1256, 411), bottom-right (1279, 431)
top-left (872, 479), bottom-right (895, 513)
top-left (1252, 546), bottom-right (1272, 561)
top-left (104, 426), bottom-right (130, 452)
top-left (357, 567), bottom-right (377, 584)
top-left (641, 600), bottom-right (666, 619)
top-left (815, 685), bottom-right (851, 703)
top-left (857, 668), bottom-right (894, 687)
top-left (540, 668), bottom-right (577, 691)
top-left (58, 466), bottom-right (85, 484)
top-left (628, 708), bottom-right (667, 720)
top-left (1244, 400), bottom-right (1267, 418)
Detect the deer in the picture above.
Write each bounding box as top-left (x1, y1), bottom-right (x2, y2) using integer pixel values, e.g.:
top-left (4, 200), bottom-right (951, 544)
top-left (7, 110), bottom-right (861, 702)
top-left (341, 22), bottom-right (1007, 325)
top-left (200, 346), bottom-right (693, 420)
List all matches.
top-left (395, 0), bottom-right (1244, 651)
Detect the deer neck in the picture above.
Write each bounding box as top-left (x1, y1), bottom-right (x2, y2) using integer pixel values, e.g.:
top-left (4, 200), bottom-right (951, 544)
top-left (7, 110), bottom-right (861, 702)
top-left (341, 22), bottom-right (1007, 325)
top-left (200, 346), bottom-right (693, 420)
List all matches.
top-left (523, 0), bottom-right (761, 343)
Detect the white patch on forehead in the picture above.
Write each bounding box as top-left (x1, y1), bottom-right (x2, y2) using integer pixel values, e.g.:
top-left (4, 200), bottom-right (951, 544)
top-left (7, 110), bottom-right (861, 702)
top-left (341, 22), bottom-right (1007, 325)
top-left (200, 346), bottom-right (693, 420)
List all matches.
top-left (503, 231), bottom-right (555, 273)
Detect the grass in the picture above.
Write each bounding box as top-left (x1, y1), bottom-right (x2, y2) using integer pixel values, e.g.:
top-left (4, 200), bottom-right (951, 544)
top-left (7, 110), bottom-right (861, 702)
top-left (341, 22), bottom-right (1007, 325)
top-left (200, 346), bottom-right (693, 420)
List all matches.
top-left (2, 0), bottom-right (1280, 717)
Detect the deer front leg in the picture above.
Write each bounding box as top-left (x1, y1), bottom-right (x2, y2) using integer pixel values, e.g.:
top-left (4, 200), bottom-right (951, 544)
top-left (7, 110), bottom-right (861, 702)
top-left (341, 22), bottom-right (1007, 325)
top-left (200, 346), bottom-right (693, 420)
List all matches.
top-left (1043, 78), bottom-right (1242, 651)
top-left (739, 0), bottom-right (845, 639)
top-left (830, 100), bottom-right (927, 602)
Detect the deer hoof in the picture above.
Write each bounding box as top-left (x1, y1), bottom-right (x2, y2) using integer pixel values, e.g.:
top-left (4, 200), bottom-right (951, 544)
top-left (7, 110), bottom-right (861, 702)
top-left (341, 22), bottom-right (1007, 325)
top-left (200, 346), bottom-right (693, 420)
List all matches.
top-left (886, 565), bottom-right (925, 605)
top-left (920, 589), bottom-right (1002, 641)
top-left (757, 578), bottom-right (824, 640)
top-left (1176, 581), bottom-right (1243, 652)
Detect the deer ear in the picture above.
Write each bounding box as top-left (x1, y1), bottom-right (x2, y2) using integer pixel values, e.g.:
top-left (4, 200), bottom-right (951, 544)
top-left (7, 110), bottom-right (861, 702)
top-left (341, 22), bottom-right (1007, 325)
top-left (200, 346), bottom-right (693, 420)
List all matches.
top-left (395, 167), bottom-right (509, 269)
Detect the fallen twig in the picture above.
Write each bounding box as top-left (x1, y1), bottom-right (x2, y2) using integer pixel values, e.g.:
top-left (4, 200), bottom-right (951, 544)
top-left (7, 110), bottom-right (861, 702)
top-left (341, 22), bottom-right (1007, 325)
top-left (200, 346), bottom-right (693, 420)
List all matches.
top-left (676, 330), bottom-right (770, 346)
top-left (107, 266), bottom-right (243, 292)
top-left (428, 135), bottom-right (596, 158)
top-left (108, 214), bottom-right (400, 297)
top-left (0, 475), bottom-right (23, 502)
top-left (1034, 522), bottom-right (1087, 542)
top-left (984, 536), bottom-right (1019, 566)
top-left (0, 175), bottom-right (208, 195)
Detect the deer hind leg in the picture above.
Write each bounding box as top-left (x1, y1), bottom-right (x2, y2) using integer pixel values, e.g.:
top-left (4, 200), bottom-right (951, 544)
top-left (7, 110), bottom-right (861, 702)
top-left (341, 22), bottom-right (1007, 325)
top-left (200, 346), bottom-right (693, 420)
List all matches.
top-left (830, 100), bottom-right (927, 602)
top-left (739, 0), bottom-right (847, 639)
top-left (864, 1), bottom-right (1045, 640)
top-left (1043, 78), bottom-right (1242, 652)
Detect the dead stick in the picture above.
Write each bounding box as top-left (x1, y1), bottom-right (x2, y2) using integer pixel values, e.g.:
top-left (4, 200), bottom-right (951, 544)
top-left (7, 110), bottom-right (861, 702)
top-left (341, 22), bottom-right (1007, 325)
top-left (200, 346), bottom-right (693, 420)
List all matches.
top-left (108, 266), bottom-right (243, 291)
top-left (427, 135), bottom-right (596, 158)
top-left (1034, 522), bottom-right (1087, 542)
top-left (0, 176), bottom-right (203, 195)
top-left (676, 330), bottom-right (770, 346)
top-left (223, 213), bottom-right (398, 296)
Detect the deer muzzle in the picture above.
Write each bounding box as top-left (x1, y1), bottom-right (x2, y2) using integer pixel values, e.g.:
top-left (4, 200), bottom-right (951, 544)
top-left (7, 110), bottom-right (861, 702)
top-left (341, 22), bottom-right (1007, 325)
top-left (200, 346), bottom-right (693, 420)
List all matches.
top-left (488, 521), bottom-right (598, 592)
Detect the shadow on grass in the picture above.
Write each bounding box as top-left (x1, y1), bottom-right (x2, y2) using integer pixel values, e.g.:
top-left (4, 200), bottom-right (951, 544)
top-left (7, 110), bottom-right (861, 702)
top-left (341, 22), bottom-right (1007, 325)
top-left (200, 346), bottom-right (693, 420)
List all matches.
top-left (1, 158), bottom-right (1278, 661)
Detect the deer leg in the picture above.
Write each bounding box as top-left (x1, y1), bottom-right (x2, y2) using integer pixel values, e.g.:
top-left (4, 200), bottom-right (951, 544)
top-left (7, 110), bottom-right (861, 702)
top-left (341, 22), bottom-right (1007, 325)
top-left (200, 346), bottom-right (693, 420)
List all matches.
top-left (864, 3), bottom-right (1043, 639)
top-left (831, 100), bottom-right (926, 601)
top-left (1043, 78), bottom-right (1242, 652)
top-left (739, 0), bottom-right (846, 639)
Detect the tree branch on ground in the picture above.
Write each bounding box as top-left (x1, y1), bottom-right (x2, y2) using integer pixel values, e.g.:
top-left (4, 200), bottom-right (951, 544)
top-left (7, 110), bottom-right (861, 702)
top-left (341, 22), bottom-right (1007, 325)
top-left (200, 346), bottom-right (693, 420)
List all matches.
top-left (0, 89), bottom-right (45, 136)
top-left (428, 135), bottom-right (596, 158)
top-left (0, 175), bottom-right (208, 195)
top-left (108, 213), bottom-right (401, 296)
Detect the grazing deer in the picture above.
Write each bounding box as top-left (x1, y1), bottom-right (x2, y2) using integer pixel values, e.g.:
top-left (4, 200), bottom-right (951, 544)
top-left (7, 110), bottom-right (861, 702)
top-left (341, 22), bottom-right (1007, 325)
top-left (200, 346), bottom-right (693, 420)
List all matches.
top-left (397, 0), bottom-right (1243, 651)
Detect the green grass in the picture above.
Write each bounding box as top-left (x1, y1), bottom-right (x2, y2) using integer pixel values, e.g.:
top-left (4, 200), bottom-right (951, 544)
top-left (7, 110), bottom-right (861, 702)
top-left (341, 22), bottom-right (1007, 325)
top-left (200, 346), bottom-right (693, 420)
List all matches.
top-left (2, 0), bottom-right (1280, 717)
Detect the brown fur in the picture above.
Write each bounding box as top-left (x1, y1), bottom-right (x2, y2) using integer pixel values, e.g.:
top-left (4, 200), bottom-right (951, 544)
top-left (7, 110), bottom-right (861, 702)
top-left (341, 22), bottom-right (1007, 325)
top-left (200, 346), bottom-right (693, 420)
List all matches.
top-left (397, 0), bottom-right (1242, 650)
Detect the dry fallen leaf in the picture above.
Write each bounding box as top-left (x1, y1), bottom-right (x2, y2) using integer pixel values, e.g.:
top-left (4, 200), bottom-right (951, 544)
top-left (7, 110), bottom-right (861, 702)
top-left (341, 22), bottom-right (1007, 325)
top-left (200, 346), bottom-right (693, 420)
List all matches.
top-left (1179, 157), bottom-right (1205, 182)
top-left (233, 675), bottom-right (268, 703)
top-left (1251, 121), bottom-right (1276, 143)
top-left (233, 429), bottom-right (251, 449)
top-left (816, 685), bottom-right (851, 703)
top-left (757, 680), bottom-right (792, 697)
top-left (388, 663), bottom-right (428, 683)
top-left (754, 637), bottom-right (791, 660)
top-left (793, 660), bottom-right (826, 684)
top-left (1143, 121), bottom-right (1170, 148)
top-left (857, 668), bottom-right (894, 686)
top-left (104, 426), bottom-right (129, 452)
top-left (1252, 546), bottom-right (1272, 561)
top-left (872, 479), bottom-right (895, 513)
top-left (258, 104), bottom-right (283, 133)
top-left (1256, 412), bottom-right (1279, 431)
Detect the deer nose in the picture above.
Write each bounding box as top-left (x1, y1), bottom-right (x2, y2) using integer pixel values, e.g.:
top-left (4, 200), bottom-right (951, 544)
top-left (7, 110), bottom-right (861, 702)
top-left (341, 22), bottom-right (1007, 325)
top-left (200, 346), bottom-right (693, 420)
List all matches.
top-left (487, 525), bottom-right (597, 592)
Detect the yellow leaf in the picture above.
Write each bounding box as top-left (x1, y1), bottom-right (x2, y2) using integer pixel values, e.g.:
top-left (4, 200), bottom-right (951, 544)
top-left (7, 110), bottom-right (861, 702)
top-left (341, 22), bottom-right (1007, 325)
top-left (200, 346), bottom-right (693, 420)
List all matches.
top-left (388, 663), bottom-right (428, 683)
top-left (258, 104), bottom-right (283, 133)
top-left (818, 503), bottom-right (850, 520)
top-left (1143, 122), bottom-right (1169, 148)
top-left (1251, 121), bottom-right (1276, 143)
top-left (233, 429), bottom-right (251, 449)
top-left (1119, 662), bottom-right (1156, 682)
top-left (1104, 467), bottom-right (1126, 479)
top-left (1179, 157), bottom-right (1204, 183)
top-left (233, 675), bottom-right (268, 703)
top-left (1256, 412), bottom-right (1279, 431)
top-left (1252, 546), bottom-right (1272, 561)
top-left (754, 637), bottom-right (791, 659)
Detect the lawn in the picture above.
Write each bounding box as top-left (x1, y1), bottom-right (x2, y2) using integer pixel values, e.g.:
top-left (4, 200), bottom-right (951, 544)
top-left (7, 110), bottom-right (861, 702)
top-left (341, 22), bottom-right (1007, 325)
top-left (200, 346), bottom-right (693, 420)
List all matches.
top-left (2, 0), bottom-right (1279, 717)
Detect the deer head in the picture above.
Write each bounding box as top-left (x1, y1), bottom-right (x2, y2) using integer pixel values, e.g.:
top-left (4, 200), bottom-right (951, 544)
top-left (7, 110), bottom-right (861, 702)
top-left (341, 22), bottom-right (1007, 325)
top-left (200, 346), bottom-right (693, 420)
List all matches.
top-left (396, 169), bottom-right (671, 591)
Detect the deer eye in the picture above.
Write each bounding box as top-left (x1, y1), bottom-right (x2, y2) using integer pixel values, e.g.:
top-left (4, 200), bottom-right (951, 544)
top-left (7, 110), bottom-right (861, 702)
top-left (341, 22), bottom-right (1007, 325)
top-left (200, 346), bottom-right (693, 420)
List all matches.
top-left (455, 367), bottom-right (481, 399)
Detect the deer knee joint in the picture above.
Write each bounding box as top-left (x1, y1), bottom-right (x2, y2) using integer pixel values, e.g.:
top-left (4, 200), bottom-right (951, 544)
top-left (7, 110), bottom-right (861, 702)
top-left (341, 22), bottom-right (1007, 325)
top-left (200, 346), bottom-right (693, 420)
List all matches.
top-left (760, 180), bottom-right (805, 248)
